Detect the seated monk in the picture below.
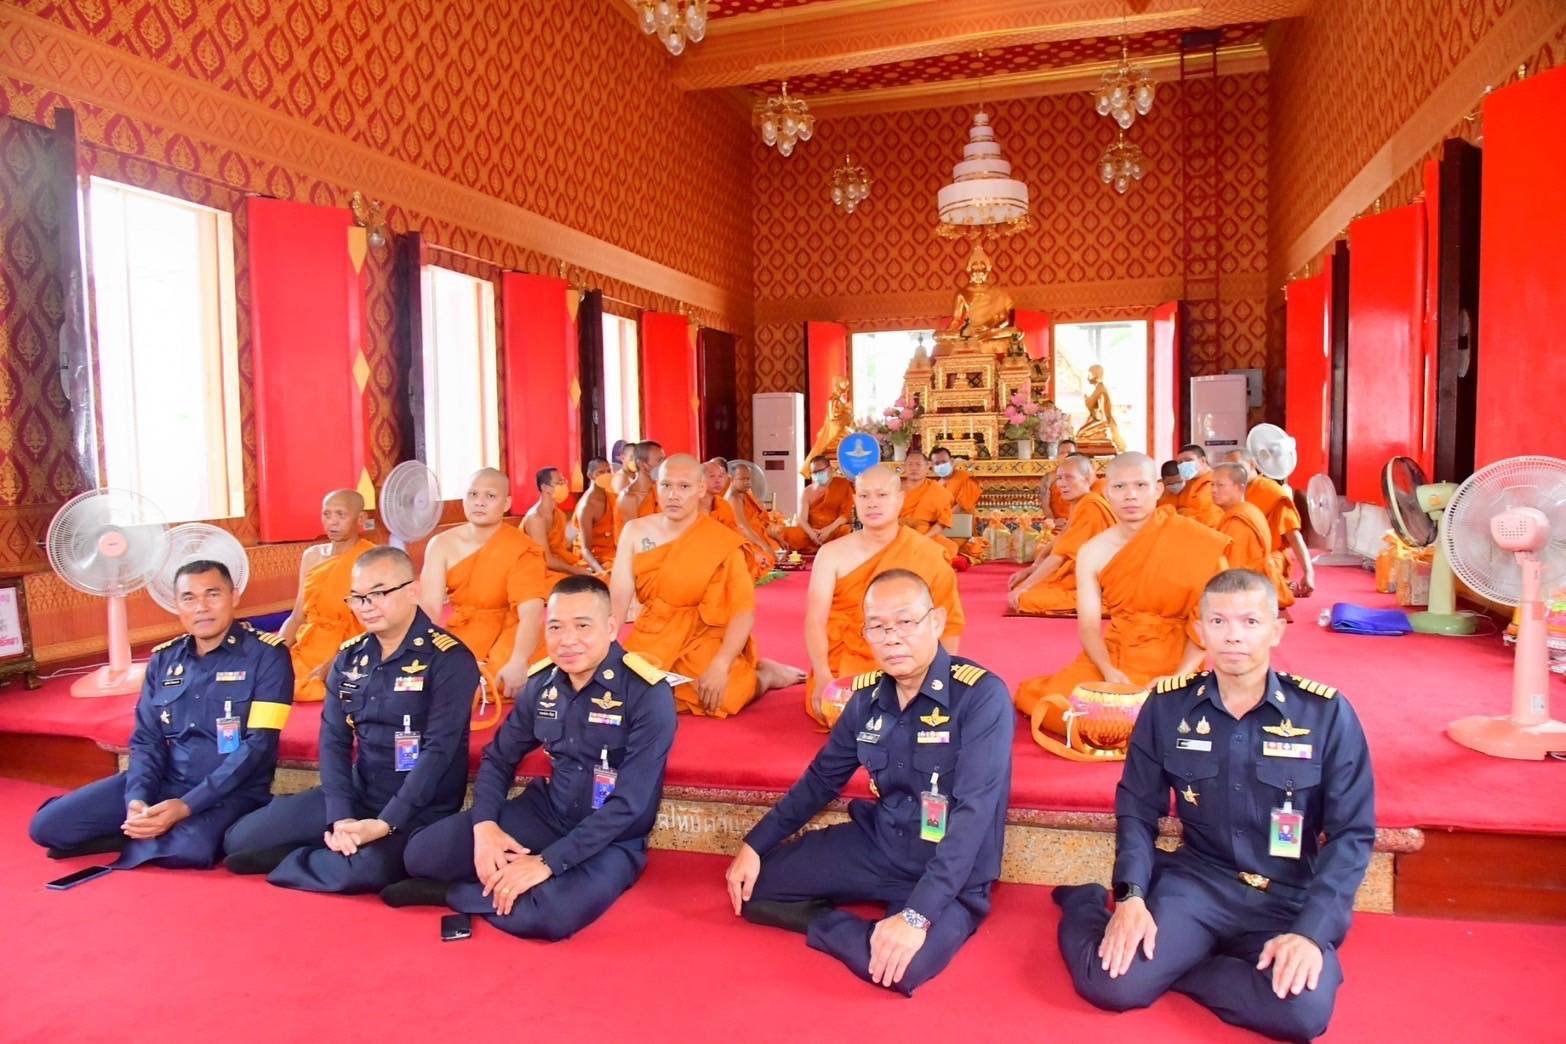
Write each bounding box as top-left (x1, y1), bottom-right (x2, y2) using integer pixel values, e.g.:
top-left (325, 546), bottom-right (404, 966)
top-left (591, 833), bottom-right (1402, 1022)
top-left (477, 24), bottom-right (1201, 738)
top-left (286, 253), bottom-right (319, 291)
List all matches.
top-left (898, 450), bottom-right (959, 562)
top-left (1007, 456), bottom-right (1115, 616)
top-left (573, 457), bottom-right (617, 574)
top-left (700, 457), bottom-right (767, 582)
top-left (1013, 453), bottom-right (1230, 721)
top-left (280, 489), bottom-right (376, 702)
top-left (781, 456), bottom-right (854, 553)
top-left (1211, 462), bottom-right (1290, 604)
top-left (1174, 444), bottom-right (1222, 528)
top-left (612, 455), bottom-right (802, 717)
top-left (1158, 460), bottom-right (1183, 509)
top-left (523, 467), bottom-right (596, 582)
top-left (933, 445), bottom-right (988, 559)
top-left (609, 440), bottom-right (637, 498)
top-left (724, 461), bottom-right (785, 575)
top-left (420, 468), bottom-right (550, 728)
top-left (803, 464), bottom-right (965, 725)
top-left (1239, 460), bottom-right (1315, 604)
top-left (617, 440), bottom-right (666, 524)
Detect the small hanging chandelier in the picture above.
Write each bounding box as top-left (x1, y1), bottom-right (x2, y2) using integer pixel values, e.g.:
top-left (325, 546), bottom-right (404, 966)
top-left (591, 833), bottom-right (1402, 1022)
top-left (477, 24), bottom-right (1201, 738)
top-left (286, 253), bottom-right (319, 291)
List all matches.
top-left (1098, 131), bottom-right (1147, 195)
top-left (637, 0), bottom-right (708, 57)
top-left (830, 154), bottom-right (871, 213)
top-left (754, 81), bottom-right (815, 157)
top-left (1092, 38), bottom-right (1156, 130)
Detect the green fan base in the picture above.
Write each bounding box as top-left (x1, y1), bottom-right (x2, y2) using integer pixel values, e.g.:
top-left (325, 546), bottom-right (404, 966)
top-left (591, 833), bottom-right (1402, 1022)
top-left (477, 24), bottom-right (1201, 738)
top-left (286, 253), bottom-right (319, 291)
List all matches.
top-left (1409, 610), bottom-right (1478, 636)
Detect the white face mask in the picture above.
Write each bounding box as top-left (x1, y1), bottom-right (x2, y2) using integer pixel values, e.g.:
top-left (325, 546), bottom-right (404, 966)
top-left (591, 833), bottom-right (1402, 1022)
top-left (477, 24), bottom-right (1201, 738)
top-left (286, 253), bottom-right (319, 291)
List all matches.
top-left (933, 462), bottom-right (954, 478)
top-left (1177, 459), bottom-right (1200, 482)
top-left (811, 471), bottom-right (830, 487)
top-left (1165, 480), bottom-right (1185, 494)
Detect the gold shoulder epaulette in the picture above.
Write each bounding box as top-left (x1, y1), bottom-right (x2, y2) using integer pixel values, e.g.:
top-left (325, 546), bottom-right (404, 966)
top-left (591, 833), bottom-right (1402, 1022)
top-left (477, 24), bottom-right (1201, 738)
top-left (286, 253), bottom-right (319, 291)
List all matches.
top-left (951, 663), bottom-right (987, 686)
top-left (340, 634), bottom-right (367, 651)
top-left (853, 670), bottom-right (885, 690)
top-left (253, 630), bottom-right (285, 647)
top-left (1155, 671), bottom-right (1200, 694)
top-left (1289, 674), bottom-right (1338, 699)
top-left (527, 657), bottom-right (555, 677)
top-left (428, 630), bottom-right (460, 653)
top-left (151, 636), bottom-right (182, 654)
top-left (621, 652), bottom-right (665, 684)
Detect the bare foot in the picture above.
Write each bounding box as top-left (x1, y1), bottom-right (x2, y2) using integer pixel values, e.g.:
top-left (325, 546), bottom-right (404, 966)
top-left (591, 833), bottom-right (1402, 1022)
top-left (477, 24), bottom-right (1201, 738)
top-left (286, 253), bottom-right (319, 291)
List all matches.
top-left (757, 658), bottom-right (807, 694)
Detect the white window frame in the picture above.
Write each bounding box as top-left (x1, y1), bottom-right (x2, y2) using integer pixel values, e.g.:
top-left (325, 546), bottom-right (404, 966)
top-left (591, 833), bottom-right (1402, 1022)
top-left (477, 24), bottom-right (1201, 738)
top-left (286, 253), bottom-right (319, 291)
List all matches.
top-left (602, 312), bottom-right (641, 453)
top-left (419, 265), bottom-right (501, 501)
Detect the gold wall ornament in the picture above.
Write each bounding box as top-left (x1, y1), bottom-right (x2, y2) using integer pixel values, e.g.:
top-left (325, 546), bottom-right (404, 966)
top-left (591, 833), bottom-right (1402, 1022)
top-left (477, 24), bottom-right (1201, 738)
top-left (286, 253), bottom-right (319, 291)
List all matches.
top-left (349, 191), bottom-right (389, 250)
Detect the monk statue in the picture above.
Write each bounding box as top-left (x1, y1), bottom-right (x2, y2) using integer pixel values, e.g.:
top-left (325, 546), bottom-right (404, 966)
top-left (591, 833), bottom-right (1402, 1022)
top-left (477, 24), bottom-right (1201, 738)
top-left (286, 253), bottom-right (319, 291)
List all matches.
top-left (933, 243), bottom-right (1019, 357)
top-left (802, 376), bottom-right (855, 474)
top-left (1072, 365), bottom-right (1125, 455)
top-left (280, 489), bottom-right (376, 702)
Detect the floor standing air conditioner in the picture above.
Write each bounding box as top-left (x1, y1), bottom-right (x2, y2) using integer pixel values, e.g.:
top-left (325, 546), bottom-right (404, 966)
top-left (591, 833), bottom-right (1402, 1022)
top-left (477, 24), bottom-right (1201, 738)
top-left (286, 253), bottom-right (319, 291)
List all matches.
top-left (752, 392), bottom-right (805, 520)
top-left (1189, 374), bottom-right (1249, 457)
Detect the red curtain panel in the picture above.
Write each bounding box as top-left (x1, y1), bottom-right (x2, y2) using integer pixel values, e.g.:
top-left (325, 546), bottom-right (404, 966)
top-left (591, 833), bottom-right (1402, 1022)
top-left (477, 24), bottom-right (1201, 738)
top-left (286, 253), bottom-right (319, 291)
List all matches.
top-left (640, 312), bottom-right (700, 456)
top-left (1285, 274), bottom-right (1332, 482)
top-left (805, 320), bottom-right (849, 441)
top-left (1149, 301), bottom-right (1180, 462)
top-left (502, 273), bottom-right (581, 500)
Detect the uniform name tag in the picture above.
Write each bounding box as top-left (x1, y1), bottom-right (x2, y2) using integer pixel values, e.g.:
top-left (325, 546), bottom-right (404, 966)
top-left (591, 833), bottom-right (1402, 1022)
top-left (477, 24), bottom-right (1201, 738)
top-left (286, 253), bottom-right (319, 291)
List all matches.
top-left (161, 678), bottom-right (183, 686)
top-left (393, 676), bottom-right (425, 692)
top-left (587, 712), bottom-right (622, 726)
top-left (536, 708), bottom-right (559, 719)
top-left (215, 671), bottom-right (247, 682)
top-left (856, 731), bottom-right (883, 744)
top-left (1263, 741), bottom-right (1313, 759)
top-left (916, 730), bottom-right (951, 744)
top-left (1175, 738), bottom-right (1212, 752)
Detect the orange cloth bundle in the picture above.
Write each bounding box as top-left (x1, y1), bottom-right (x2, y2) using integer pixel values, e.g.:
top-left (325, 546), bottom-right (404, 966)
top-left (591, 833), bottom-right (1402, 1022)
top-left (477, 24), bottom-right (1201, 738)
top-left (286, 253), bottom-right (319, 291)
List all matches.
top-left (1375, 531), bottom-right (1401, 593)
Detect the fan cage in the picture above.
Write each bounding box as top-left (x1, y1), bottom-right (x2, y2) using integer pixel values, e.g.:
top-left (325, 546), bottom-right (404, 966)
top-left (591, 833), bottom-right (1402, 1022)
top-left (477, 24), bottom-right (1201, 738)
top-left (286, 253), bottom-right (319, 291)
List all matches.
top-left (1442, 455), bottom-right (1566, 607)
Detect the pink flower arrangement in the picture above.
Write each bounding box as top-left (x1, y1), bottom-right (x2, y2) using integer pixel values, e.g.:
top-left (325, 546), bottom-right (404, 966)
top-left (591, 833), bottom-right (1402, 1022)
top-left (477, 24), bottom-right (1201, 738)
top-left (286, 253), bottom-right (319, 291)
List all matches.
top-left (859, 396), bottom-right (922, 447)
top-left (1036, 404), bottom-right (1071, 443)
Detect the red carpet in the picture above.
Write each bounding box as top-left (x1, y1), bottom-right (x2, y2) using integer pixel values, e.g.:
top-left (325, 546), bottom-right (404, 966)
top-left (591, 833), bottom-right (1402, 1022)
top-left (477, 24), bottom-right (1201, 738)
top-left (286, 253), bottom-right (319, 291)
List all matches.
top-left (1, 779), bottom-right (1560, 1042)
top-left (3, 564), bottom-right (1563, 833)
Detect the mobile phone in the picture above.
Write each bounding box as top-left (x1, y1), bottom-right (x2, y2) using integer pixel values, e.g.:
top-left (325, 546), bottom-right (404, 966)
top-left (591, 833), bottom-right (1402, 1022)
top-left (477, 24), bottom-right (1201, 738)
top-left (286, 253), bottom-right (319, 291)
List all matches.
top-left (440, 913), bottom-right (472, 942)
top-left (47, 865), bottom-right (114, 890)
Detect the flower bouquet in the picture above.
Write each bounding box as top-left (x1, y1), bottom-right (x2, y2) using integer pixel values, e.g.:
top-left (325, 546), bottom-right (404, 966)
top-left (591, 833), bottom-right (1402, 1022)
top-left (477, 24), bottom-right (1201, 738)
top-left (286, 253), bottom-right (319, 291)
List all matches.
top-left (863, 397), bottom-right (922, 459)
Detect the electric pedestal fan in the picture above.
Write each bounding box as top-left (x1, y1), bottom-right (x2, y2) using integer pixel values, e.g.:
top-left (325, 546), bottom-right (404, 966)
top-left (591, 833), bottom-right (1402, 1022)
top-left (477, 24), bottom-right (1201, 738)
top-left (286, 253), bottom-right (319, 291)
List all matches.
top-left (1443, 455), bottom-right (1566, 760)
top-left (1245, 423), bottom-right (1299, 487)
top-left (146, 524), bottom-right (252, 614)
top-left (1304, 473), bottom-right (1365, 566)
top-left (1383, 456), bottom-right (1473, 635)
top-left (46, 489), bottom-right (168, 697)
top-left (380, 462), bottom-right (442, 549)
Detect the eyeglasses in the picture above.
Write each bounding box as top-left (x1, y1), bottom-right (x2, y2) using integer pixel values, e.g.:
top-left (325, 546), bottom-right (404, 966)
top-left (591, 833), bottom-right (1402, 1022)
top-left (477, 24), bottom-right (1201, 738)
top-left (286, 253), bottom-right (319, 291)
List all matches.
top-left (862, 607), bottom-right (935, 644)
top-left (343, 579), bottom-right (414, 608)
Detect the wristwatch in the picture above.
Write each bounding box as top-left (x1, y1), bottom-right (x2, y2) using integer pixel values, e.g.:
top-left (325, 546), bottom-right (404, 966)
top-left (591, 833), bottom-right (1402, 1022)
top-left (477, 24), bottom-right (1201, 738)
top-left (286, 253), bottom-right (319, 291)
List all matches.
top-left (1113, 881), bottom-right (1145, 903)
top-left (900, 908), bottom-right (930, 930)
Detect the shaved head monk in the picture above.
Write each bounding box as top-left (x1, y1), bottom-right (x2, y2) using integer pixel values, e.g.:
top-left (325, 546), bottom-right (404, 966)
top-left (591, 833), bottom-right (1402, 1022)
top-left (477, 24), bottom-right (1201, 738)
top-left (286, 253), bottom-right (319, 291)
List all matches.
top-left (1174, 445), bottom-right (1223, 528)
top-left (523, 467), bottom-right (596, 581)
top-left (280, 489), bottom-right (375, 702)
top-left (574, 458), bottom-right (616, 575)
top-left (1241, 461), bottom-right (1316, 603)
top-left (899, 450), bottom-right (959, 562)
top-left (617, 441), bottom-right (666, 524)
top-left (1211, 462), bottom-right (1290, 607)
top-left (725, 462), bottom-right (785, 576)
top-left (802, 464), bottom-right (965, 725)
top-left (931, 446), bottom-right (982, 515)
top-left (1008, 455), bottom-right (1116, 615)
top-left (1013, 453), bottom-right (1231, 726)
top-left (701, 457), bottom-right (769, 582)
top-left (611, 454), bottom-right (802, 717)
top-left (609, 440), bottom-right (637, 497)
top-left (420, 468), bottom-right (550, 729)
top-left (1158, 460), bottom-right (1183, 509)
top-left (781, 456), bottom-right (854, 553)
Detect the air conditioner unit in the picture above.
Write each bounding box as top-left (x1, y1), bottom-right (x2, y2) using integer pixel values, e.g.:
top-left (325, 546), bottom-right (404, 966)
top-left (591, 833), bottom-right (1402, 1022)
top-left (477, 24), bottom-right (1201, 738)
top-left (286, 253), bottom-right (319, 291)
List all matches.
top-left (752, 392), bottom-right (805, 519)
top-left (1189, 374), bottom-right (1249, 456)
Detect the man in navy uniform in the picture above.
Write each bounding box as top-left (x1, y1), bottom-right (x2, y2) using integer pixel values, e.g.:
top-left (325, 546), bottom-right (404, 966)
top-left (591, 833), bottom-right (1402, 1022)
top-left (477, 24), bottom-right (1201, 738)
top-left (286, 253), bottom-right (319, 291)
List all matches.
top-left (223, 546), bottom-right (476, 894)
top-left (29, 560), bottom-right (293, 868)
top-left (386, 574), bottom-right (676, 940)
top-left (1055, 568), bottom-right (1375, 1041)
top-left (725, 568), bottom-right (1013, 995)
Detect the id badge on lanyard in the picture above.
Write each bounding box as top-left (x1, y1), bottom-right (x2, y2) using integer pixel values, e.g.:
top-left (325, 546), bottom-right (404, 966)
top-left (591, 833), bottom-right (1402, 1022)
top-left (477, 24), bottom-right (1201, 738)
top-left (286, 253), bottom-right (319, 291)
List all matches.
top-left (919, 772), bottom-right (949, 843)
top-left (592, 746), bottom-right (618, 810)
top-left (394, 714), bottom-right (421, 772)
top-left (216, 700), bottom-right (241, 755)
top-left (1269, 797), bottom-right (1304, 859)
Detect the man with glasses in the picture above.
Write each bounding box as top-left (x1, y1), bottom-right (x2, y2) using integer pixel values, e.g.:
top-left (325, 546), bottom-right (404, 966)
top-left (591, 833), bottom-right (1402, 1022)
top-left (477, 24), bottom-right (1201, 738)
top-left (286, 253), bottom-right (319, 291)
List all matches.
top-left (224, 546), bottom-right (478, 895)
top-left (725, 569), bottom-right (1012, 995)
top-left (28, 560), bottom-right (293, 868)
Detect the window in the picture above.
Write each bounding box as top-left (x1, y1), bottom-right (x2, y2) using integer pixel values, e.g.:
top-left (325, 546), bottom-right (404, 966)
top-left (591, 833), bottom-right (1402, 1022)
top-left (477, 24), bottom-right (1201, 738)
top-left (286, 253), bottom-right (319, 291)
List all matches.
top-left (602, 312), bottom-right (641, 453)
top-left (420, 266), bottom-right (500, 500)
top-left (851, 329), bottom-right (932, 420)
top-left (88, 178), bottom-right (242, 522)
top-left (1053, 320), bottom-right (1150, 454)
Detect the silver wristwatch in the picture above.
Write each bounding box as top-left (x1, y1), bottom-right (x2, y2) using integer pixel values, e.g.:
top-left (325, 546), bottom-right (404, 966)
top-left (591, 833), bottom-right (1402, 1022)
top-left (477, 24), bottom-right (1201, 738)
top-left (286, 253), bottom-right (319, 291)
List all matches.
top-left (900, 908), bottom-right (930, 930)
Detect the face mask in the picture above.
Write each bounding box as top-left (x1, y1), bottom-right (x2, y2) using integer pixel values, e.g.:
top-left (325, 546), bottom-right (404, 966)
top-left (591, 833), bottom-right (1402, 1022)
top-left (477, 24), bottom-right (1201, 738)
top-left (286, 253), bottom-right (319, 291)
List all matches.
top-left (1165, 480), bottom-right (1185, 494)
top-left (625, 460), bottom-right (637, 474)
top-left (933, 462), bottom-right (953, 478)
top-left (811, 471), bottom-right (830, 487)
top-left (551, 484), bottom-right (569, 504)
top-left (1177, 460), bottom-right (1200, 482)
top-left (594, 474), bottom-right (612, 491)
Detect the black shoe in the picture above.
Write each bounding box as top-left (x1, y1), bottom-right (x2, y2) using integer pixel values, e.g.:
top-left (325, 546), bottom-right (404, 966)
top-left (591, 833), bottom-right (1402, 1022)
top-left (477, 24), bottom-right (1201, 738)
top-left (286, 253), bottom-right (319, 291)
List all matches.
top-left (46, 834), bottom-right (127, 860)
top-left (741, 898), bottom-right (835, 934)
top-left (1052, 883), bottom-right (1109, 910)
top-left (379, 878), bottom-right (450, 908)
top-left (223, 845), bottom-right (299, 875)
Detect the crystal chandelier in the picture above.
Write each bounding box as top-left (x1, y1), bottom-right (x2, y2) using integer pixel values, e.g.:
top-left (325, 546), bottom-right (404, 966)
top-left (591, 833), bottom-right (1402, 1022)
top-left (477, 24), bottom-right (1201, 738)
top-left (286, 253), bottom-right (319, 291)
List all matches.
top-left (1092, 38), bottom-right (1156, 129)
top-left (754, 82), bottom-right (814, 157)
top-left (1098, 131), bottom-right (1147, 195)
top-left (830, 154), bottom-right (871, 213)
top-left (637, 0), bottom-right (707, 57)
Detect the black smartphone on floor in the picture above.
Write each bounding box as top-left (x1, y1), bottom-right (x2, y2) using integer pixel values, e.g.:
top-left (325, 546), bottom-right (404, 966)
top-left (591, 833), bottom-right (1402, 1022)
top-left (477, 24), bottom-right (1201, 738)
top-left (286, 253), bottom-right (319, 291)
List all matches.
top-left (439, 913), bottom-right (472, 942)
top-left (47, 865), bottom-right (113, 890)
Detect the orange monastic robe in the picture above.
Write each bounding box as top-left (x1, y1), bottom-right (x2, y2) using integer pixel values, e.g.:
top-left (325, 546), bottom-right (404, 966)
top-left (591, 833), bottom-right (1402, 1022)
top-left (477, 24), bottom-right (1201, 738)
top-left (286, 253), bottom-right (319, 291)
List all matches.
top-left (1217, 501), bottom-right (1287, 601)
top-left (543, 509), bottom-right (587, 585)
top-left (444, 525), bottom-right (549, 697)
top-left (782, 476), bottom-right (855, 551)
top-left (1016, 493), bottom-right (1116, 616)
top-left (575, 492), bottom-right (616, 571)
top-left (1246, 476), bottom-right (1302, 608)
top-left (290, 538), bottom-right (376, 702)
top-left (707, 496), bottom-right (767, 582)
top-left (731, 490), bottom-right (780, 577)
top-left (900, 480), bottom-right (957, 561)
top-left (1158, 490), bottom-right (1179, 509)
top-left (1175, 473), bottom-right (1223, 528)
top-left (942, 470), bottom-right (984, 514)
top-left (637, 488), bottom-right (661, 518)
top-left (624, 515), bottom-right (758, 718)
top-left (1014, 507), bottom-right (1230, 718)
top-left (805, 527), bottom-right (966, 725)
top-left (1049, 482), bottom-right (1070, 521)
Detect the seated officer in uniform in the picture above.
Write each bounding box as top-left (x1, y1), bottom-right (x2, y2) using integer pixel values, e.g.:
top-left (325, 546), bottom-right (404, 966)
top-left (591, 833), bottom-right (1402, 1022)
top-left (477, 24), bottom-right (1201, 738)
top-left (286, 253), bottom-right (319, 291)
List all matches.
top-left (28, 560), bottom-right (292, 868)
top-left (725, 568), bottom-right (1012, 995)
top-left (1054, 568), bottom-right (1375, 1042)
top-left (386, 575), bottom-right (676, 940)
top-left (223, 546), bottom-right (478, 894)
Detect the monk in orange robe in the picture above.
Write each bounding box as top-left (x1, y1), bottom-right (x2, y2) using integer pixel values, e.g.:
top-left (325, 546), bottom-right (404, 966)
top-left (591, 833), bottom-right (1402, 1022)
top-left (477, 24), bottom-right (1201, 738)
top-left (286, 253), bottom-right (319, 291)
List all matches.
top-left (612, 455), bottom-right (801, 717)
top-left (1243, 466), bottom-right (1315, 604)
top-left (699, 457), bottom-right (768, 581)
top-left (931, 446), bottom-right (983, 513)
top-left (1158, 460), bottom-right (1183, 509)
top-left (610, 440), bottom-right (637, 498)
top-left (1014, 453), bottom-right (1230, 720)
top-left (523, 466), bottom-right (596, 584)
top-left (1211, 462), bottom-right (1288, 604)
top-left (724, 461), bottom-right (784, 576)
top-left (1174, 444), bottom-right (1223, 527)
top-left (781, 456), bottom-right (854, 552)
top-left (802, 464), bottom-right (965, 725)
top-left (618, 440), bottom-right (665, 523)
top-left (280, 490), bottom-right (376, 702)
top-left (420, 468), bottom-right (550, 729)
top-left (573, 457), bottom-right (617, 574)
top-left (898, 449), bottom-right (958, 561)
top-left (1008, 456), bottom-right (1116, 616)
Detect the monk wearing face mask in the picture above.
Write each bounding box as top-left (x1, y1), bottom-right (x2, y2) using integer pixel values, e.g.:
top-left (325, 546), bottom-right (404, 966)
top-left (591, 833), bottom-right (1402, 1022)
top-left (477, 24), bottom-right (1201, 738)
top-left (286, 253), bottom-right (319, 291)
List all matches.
top-left (1173, 445), bottom-right (1222, 528)
top-left (573, 458), bottom-right (617, 575)
top-left (523, 467), bottom-right (596, 582)
top-left (781, 456), bottom-right (855, 553)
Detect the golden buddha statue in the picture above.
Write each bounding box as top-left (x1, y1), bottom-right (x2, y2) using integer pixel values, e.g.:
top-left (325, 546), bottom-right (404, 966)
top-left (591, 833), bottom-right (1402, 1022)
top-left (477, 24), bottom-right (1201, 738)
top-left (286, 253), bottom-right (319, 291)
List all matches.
top-left (803, 375), bottom-right (854, 475)
top-left (1073, 364), bottom-right (1125, 455)
top-left (934, 243), bottom-right (1020, 357)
